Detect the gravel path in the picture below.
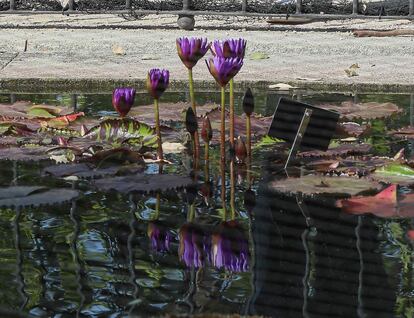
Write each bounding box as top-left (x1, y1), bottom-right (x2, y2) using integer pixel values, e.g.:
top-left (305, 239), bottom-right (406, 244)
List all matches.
top-left (0, 14), bottom-right (413, 92)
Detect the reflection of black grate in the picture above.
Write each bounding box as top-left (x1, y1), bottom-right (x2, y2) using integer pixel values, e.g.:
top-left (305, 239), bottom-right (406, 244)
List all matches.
top-left (268, 97), bottom-right (339, 152)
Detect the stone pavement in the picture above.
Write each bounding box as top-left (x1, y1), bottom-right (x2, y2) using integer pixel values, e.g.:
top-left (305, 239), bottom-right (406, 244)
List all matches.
top-left (0, 13), bottom-right (413, 92)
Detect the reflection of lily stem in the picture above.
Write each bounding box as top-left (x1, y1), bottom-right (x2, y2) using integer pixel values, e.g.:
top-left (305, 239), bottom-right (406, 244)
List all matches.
top-left (128, 194), bottom-right (139, 314)
top-left (155, 193), bottom-right (160, 220)
top-left (14, 207), bottom-right (28, 310)
top-left (154, 98), bottom-right (163, 161)
top-left (204, 143), bottom-right (209, 180)
top-left (188, 203), bottom-right (196, 222)
top-left (229, 78), bottom-right (235, 149)
top-left (246, 114), bottom-right (251, 158)
top-left (220, 86), bottom-right (226, 161)
top-left (188, 68), bottom-right (200, 160)
top-left (230, 160), bottom-right (236, 220)
top-left (220, 158), bottom-right (227, 220)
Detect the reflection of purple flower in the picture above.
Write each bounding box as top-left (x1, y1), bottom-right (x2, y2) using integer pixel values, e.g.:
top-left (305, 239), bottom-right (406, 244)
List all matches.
top-left (206, 57), bottom-right (243, 87)
top-left (212, 221), bottom-right (249, 272)
top-left (179, 223), bottom-right (210, 268)
top-left (112, 87), bottom-right (136, 117)
top-left (146, 68), bottom-right (170, 100)
top-left (147, 222), bottom-right (173, 253)
top-left (211, 38), bottom-right (247, 59)
top-left (176, 37), bottom-right (210, 69)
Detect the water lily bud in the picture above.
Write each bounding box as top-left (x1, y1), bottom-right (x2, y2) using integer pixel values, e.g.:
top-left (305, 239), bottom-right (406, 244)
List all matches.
top-left (146, 68), bottom-right (169, 100)
top-left (242, 88), bottom-right (254, 116)
top-left (57, 136), bottom-right (68, 146)
top-left (112, 87), bottom-right (136, 117)
top-left (176, 37), bottom-right (210, 69)
top-left (201, 116), bottom-right (213, 143)
top-left (235, 136), bottom-right (247, 163)
top-left (185, 107), bottom-right (198, 136)
top-left (206, 57), bottom-right (244, 87)
top-left (80, 124), bottom-right (88, 137)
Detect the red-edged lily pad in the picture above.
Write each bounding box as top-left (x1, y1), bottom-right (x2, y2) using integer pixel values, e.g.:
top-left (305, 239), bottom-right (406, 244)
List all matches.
top-left (389, 126), bottom-right (414, 139)
top-left (338, 184), bottom-right (414, 218)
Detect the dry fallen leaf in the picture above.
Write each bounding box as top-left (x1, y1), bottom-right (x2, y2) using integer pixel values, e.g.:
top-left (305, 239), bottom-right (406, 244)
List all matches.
top-left (112, 44), bottom-right (126, 56)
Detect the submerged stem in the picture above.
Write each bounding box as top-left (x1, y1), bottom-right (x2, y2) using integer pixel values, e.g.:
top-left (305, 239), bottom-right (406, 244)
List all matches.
top-left (154, 98), bottom-right (163, 161)
top-left (229, 78), bottom-right (235, 149)
top-left (220, 86), bottom-right (226, 161)
top-left (246, 114), bottom-right (251, 158)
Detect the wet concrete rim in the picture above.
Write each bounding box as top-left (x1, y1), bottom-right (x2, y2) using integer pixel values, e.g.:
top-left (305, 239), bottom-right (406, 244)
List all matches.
top-left (0, 78), bottom-right (413, 94)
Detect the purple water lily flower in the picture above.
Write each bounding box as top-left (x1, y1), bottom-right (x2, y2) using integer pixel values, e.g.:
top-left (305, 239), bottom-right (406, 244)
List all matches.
top-left (176, 37), bottom-right (210, 69)
top-left (147, 68), bottom-right (170, 100)
top-left (206, 57), bottom-right (243, 87)
top-left (212, 221), bottom-right (249, 272)
top-left (211, 38), bottom-right (247, 59)
top-left (112, 87), bottom-right (136, 117)
top-left (179, 223), bottom-right (211, 268)
top-left (147, 222), bottom-right (173, 253)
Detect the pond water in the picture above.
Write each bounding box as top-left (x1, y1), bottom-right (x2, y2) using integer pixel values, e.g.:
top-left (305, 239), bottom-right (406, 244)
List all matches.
top-left (0, 89), bottom-right (414, 318)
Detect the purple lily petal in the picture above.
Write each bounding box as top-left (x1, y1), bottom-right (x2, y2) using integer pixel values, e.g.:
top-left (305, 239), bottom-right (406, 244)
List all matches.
top-left (176, 37), bottom-right (210, 69)
top-left (211, 38), bottom-right (247, 59)
top-left (147, 68), bottom-right (170, 99)
top-left (112, 87), bottom-right (136, 117)
top-left (206, 56), bottom-right (244, 87)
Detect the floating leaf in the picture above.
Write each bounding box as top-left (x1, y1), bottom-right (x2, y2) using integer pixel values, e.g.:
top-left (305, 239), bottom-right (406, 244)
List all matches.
top-left (254, 135), bottom-right (285, 148)
top-left (269, 175), bottom-right (381, 196)
top-left (318, 102), bottom-right (401, 120)
top-left (42, 162), bottom-right (144, 179)
top-left (0, 186), bottom-right (79, 208)
top-left (372, 163), bottom-right (414, 186)
top-left (336, 122), bottom-right (370, 138)
top-left (298, 143), bottom-right (372, 158)
top-left (338, 184), bottom-right (414, 218)
top-left (389, 126), bottom-right (414, 139)
top-left (0, 146), bottom-right (51, 162)
top-left (84, 118), bottom-right (157, 147)
top-left (43, 112), bottom-right (85, 128)
top-left (94, 174), bottom-right (193, 194)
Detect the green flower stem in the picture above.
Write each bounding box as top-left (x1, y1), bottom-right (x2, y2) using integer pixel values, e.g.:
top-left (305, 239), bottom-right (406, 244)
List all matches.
top-left (246, 114), bottom-right (251, 157)
top-left (230, 160), bottom-right (236, 220)
top-left (154, 98), bottom-right (163, 161)
top-left (220, 86), bottom-right (226, 161)
top-left (188, 203), bottom-right (195, 222)
top-left (188, 68), bottom-right (200, 159)
top-left (229, 78), bottom-right (235, 149)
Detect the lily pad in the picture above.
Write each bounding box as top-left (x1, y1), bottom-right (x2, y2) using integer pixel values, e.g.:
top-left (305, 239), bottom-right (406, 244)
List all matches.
top-left (318, 101), bottom-right (401, 120)
top-left (42, 162), bottom-right (144, 179)
top-left (389, 126), bottom-right (414, 139)
top-left (336, 122), bottom-right (370, 138)
top-left (0, 186), bottom-right (79, 208)
top-left (84, 118), bottom-right (157, 147)
top-left (269, 175), bottom-right (381, 196)
top-left (94, 174), bottom-right (194, 194)
top-left (0, 146), bottom-right (52, 162)
top-left (298, 143), bottom-right (372, 158)
top-left (372, 163), bottom-right (414, 186)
